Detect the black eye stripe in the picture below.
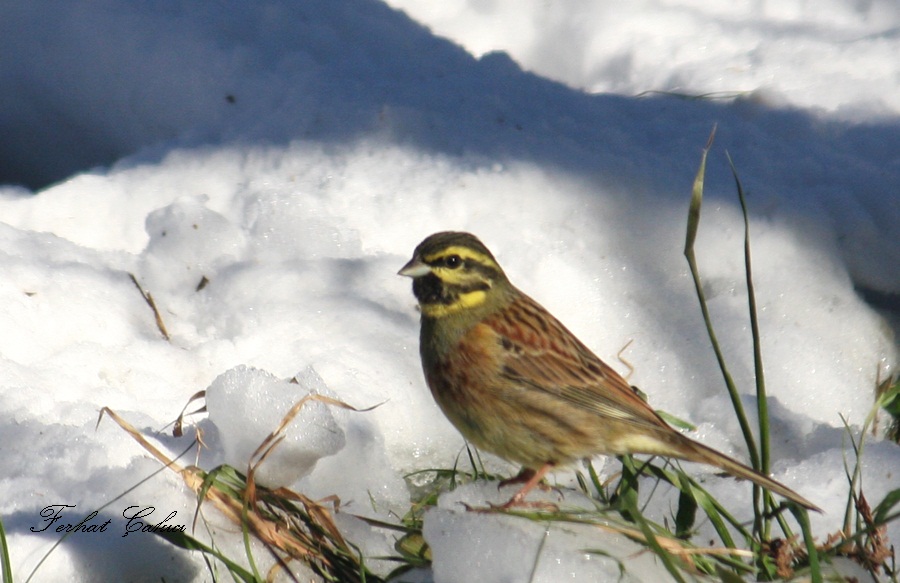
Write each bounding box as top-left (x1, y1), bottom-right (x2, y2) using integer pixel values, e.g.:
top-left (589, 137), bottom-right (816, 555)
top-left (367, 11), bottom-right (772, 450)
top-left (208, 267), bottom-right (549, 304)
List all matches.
top-left (429, 254), bottom-right (463, 269)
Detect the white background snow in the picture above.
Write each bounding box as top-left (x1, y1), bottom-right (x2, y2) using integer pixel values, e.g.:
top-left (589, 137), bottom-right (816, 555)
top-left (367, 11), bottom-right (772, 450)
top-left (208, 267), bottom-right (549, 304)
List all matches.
top-left (1, 1), bottom-right (898, 581)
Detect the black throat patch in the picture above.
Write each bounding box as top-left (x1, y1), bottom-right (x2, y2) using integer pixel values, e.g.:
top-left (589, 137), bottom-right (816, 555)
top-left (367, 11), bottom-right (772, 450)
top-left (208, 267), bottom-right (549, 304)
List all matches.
top-left (412, 273), bottom-right (491, 307)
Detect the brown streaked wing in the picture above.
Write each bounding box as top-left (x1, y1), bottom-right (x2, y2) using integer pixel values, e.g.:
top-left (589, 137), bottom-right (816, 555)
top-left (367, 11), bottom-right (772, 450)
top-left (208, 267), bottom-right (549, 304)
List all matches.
top-left (484, 292), bottom-right (669, 430)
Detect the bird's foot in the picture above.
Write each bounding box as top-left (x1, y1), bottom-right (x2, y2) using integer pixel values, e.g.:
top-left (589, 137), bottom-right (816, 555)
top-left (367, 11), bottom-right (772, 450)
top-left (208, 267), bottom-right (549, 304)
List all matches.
top-left (497, 468), bottom-right (537, 489)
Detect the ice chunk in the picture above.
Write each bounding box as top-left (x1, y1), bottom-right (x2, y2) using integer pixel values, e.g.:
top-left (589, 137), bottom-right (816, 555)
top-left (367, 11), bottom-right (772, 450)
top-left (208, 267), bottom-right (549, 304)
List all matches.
top-left (204, 365), bottom-right (345, 487)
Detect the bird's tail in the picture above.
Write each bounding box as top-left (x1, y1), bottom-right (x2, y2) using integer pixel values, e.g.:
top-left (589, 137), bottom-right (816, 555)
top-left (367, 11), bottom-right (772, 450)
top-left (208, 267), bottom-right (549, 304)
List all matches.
top-left (676, 435), bottom-right (821, 512)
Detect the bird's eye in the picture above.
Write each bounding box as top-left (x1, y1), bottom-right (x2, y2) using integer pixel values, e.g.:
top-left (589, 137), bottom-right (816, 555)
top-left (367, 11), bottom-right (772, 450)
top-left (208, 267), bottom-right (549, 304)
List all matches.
top-left (444, 255), bottom-right (462, 269)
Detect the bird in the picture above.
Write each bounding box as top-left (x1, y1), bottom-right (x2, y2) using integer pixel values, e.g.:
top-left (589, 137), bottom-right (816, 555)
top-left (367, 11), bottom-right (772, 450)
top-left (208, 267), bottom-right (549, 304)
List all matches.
top-left (398, 231), bottom-right (818, 511)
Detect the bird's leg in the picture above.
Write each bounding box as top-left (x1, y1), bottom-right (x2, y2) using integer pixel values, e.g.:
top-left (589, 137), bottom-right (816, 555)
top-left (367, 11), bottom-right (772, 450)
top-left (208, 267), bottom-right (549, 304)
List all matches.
top-left (496, 463), bottom-right (555, 509)
top-left (497, 467), bottom-right (536, 489)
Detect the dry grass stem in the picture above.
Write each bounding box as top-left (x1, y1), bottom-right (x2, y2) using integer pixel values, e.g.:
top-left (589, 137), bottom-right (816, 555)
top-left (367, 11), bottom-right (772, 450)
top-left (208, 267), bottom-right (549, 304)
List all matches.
top-left (128, 273), bottom-right (170, 341)
top-left (98, 393), bottom-right (379, 582)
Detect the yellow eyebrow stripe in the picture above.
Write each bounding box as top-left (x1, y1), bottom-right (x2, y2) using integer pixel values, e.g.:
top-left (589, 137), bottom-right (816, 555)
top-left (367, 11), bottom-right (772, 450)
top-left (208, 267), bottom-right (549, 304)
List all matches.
top-left (423, 246), bottom-right (499, 270)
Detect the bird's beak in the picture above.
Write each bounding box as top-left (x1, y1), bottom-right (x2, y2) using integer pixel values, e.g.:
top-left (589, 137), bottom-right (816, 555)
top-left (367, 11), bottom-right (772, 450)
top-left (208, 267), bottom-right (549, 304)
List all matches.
top-left (398, 258), bottom-right (431, 278)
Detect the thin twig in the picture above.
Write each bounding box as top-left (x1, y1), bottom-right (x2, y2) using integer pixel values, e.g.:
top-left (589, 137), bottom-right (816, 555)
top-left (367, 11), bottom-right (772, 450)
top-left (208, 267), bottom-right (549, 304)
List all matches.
top-left (128, 273), bottom-right (170, 341)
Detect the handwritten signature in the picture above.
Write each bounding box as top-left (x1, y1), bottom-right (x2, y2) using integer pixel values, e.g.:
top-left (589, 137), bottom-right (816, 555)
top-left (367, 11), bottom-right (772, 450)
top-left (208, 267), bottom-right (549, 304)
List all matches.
top-left (30, 504), bottom-right (186, 538)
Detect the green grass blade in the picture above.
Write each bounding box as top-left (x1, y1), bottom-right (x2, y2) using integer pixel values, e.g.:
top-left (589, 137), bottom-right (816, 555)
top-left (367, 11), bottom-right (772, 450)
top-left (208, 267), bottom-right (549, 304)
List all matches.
top-left (726, 152), bottom-right (772, 533)
top-left (684, 126), bottom-right (716, 253)
top-left (683, 129), bottom-right (760, 520)
top-left (613, 455), bottom-right (643, 523)
top-left (674, 488), bottom-right (698, 539)
top-left (621, 493), bottom-right (688, 583)
top-left (0, 515), bottom-right (12, 583)
top-left (727, 153), bottom-right (769, 473)
top-left (715, 565), bottom-right (751, 583)
top-left (681, 480), bottom-right (740, 550)
top-left (791, 505), bottom-right (822, 583)
top-left (874, 375), bottom-right (900, 442)
top-left (874, 488), bottom-right (900, 525)
top-left (153, 528), bottom-right (260, 582)
top-left (683, 129), bottom-right (759, 466)
top-left (240, 498), bottom-right (263, 583)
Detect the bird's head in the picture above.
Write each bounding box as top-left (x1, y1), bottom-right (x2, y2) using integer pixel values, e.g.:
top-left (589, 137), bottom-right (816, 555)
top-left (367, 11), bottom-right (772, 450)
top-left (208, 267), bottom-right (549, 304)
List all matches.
top-left (399, 231), bottom-right (511, 319)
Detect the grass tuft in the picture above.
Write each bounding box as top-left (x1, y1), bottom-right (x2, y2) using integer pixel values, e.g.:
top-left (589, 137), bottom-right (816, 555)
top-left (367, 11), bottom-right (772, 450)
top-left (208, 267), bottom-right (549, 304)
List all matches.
top-left (99, 400), bottom-right (384, 583)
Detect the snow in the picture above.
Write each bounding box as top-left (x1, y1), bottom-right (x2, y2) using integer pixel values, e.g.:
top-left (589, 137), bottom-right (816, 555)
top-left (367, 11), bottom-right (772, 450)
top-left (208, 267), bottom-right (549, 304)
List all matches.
top-left (0, 1), bottom-right (898, 582)
top-left (425, 483), bottom-right (660, 583)
top-left (386, 0), bottom-right (900, 118)
top-left (204, 365), bottom-right (346, 487)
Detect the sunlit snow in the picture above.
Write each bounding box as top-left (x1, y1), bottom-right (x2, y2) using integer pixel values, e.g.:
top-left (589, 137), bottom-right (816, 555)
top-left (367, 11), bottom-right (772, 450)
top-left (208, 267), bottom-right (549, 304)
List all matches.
top-left (0, 1), bottom-right (897, 582)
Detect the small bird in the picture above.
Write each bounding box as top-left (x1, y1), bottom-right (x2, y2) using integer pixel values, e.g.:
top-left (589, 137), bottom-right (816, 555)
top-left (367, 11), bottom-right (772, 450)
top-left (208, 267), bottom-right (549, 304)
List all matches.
top-left (399, 231), bottom-right (818, 511)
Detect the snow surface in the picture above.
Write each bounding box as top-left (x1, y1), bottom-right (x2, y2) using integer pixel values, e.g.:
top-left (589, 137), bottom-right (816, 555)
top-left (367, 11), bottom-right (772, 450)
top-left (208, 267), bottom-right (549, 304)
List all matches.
top-left (1, 1), bottom-right (898, 582)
